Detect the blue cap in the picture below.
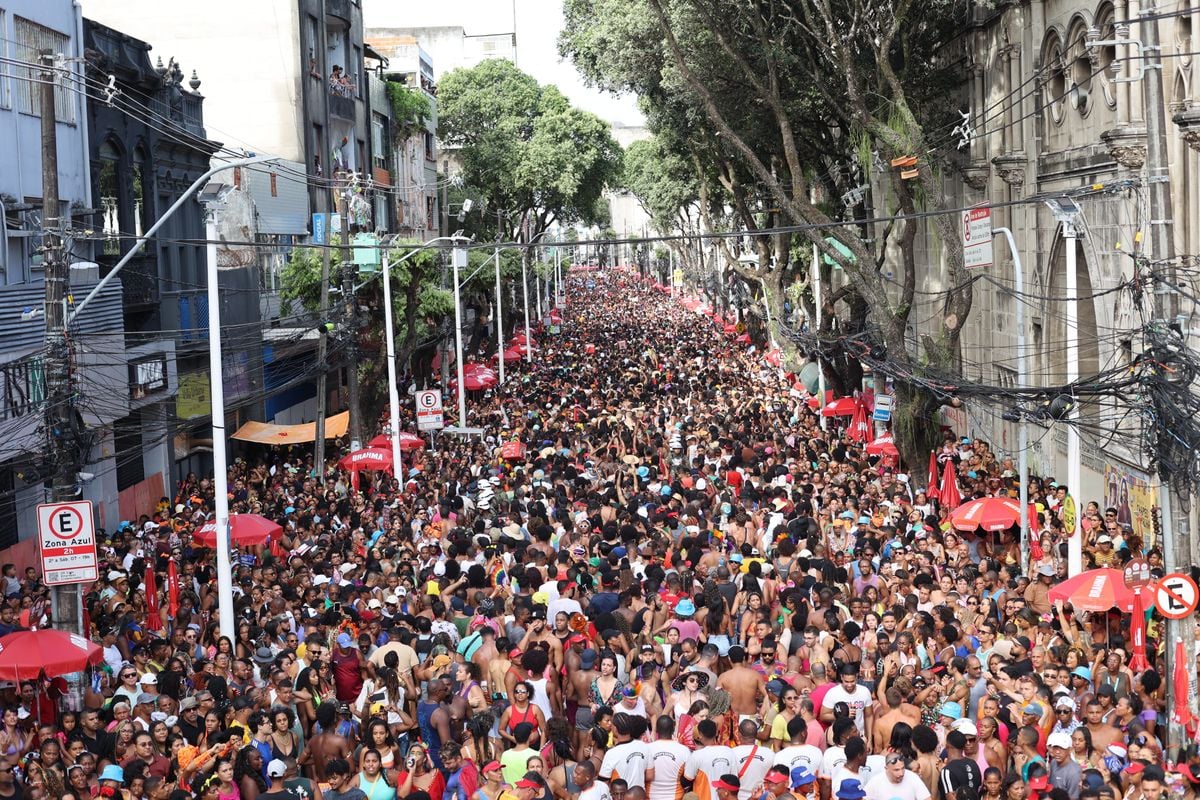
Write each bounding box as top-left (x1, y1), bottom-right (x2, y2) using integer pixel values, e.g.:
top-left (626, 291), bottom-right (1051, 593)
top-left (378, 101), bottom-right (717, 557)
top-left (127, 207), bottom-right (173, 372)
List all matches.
top-left (836, 779), bottom-right (867, 800)
top-left (938, 701), bottom-right (963, 720)
top-left (729, 553), bottom-right (744, 563)
top-left (1072, 666), bottom-right (1092, 682)
top-left (661, 485), bottom-right (673, 496)
top-left (839, 511), bottom-right (855, 519)
top-left (857, 516), bottom-right (870, 524)
top-left (612, 546), bottom-right (627, 558)
top-left (637, 466), bottom-right (650, 479)
top-left (675, 599), bottom-right (696, 616)
top-left (336, 633), bottom-right (353, 648)
top-left (100, 765), bottom-right (125, 785)
top-left (285, 506), bottom-right (295, 515)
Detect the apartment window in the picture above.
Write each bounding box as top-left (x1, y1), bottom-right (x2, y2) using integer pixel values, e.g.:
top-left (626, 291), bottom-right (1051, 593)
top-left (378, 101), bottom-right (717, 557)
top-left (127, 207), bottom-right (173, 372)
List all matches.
top-left (426, 196), bottom-right (435, 230)
top-left (0, 11), bottom-right (8, 110)
top-left (995, 365), bottom-right (1017, 389)
top-left (13, 17), bottom-right (74, 123)
top-left (98, 142), bottom-right (121, 256)
top-left (424, 130), bottom-right (435, 161)
top-left (374, 195), bottom-right (389, 232)
top-left (307, 15), bottom-right (321, 78)
top-left (352, 45), bottom-right (362, 97)
top-left (372, 113), bottom-right (387, 167)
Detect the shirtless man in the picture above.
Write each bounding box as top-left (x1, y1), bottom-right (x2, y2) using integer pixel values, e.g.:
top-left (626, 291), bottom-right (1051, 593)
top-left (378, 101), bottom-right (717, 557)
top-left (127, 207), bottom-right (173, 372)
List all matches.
top-left (487, 639), bottom-right (515, 702)
top-left (872, 688), bottom-right (920, 753)
top-left (716, 646), bottom-right (765, 718)
top-left (518, 609), bottom-right (564, 673)
top-left (1083, 700), bottom-right (1120, 751)
top-left (300, 701), bottom-right (351, 781)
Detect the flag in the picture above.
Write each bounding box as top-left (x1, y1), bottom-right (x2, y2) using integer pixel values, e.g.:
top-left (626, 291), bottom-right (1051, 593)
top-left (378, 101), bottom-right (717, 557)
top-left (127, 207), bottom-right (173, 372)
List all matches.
top-left (939, 459), bottom-right (962, 510)
top-left (927, 451), bottom-right (940, 500)
top-left (167, 560), bottom-right (180, 621)
top-left (144, 564), bottom-right (163, 631)
top-left (1172, 637), bottom-right (1194, 727)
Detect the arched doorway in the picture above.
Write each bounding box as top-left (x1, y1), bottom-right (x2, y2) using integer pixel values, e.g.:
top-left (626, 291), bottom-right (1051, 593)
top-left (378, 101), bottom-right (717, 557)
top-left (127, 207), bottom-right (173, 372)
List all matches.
top-left (1043, 233), bottom-right (1100, 391)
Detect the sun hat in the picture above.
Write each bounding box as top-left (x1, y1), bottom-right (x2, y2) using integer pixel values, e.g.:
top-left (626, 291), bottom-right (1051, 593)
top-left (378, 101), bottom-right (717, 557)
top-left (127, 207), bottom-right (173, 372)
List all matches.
top-left (836, 779), bottom-right (867, 800)
top-left (675, 598), bottom-right (696, 616)
top-left (671, 669), bottom-right (710, 692)
top-left (99, 765), bottom-right (125, 784)
top-left (791, 766), bottom-right (816, 788)
top-left (938, 701), bottom-right (962, 720)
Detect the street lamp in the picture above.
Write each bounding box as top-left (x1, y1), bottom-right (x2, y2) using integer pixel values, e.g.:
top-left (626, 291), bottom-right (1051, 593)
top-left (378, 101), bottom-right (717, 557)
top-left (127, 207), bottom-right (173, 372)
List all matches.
top-left (198, 179), bottom-right (237, 642)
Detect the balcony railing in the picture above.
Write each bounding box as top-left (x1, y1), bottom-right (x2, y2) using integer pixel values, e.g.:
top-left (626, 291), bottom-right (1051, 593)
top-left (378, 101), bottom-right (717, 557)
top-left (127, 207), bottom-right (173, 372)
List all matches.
top-left (329, 87), bottom-right (356, 120)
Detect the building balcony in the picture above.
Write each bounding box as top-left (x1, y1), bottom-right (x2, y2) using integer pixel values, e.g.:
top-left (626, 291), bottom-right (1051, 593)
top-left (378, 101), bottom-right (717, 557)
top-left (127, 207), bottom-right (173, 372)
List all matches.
top-left (329, 88), bottom-right (356, 120)
top-left (326, 0), bottom-right (351, 26)
top-left (160, 291), bottom-right (210, 346)
top-left (107, 254), bottom-right (158, 309)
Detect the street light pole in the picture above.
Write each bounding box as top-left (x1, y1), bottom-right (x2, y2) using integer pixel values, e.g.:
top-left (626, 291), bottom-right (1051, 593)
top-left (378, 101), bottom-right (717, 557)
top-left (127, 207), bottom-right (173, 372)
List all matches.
top-left (201, 188), bottom-right (235, 640)
top-left (994, 227), bottom-right (1030, 556)
top-left (495, 240), bottom-right (504, 384)
top-left (451, 245), bottom-right (469, 426)
top-left (521, 248), bottom-right (532, 364)
top-left (380, 251), bottom-right (403, 483)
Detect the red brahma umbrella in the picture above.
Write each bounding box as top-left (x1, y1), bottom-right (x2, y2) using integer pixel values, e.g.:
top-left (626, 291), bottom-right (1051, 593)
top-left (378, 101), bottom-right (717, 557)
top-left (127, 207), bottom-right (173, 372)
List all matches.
top-left (949, 496), bottom-right (1023, 532)
top-left (194, 513), bottom-right (282, 546)
top-left (926, 451), bottom-right (940, 500)
top-left (1047, 569), bottom-right (1135, 612)
top-left (0, 630), bottom-right (103, 679)
top-left (866, 434), bottom-right (899, 458)
top-left (847, 398), bottom-right (871, 443)
top-left (939, 460), bottom-right (962, 510)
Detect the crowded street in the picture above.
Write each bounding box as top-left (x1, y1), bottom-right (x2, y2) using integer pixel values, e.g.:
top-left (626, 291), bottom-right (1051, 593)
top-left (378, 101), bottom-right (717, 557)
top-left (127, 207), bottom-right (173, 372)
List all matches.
top-left (2, 268), bottom-right (1192, 800)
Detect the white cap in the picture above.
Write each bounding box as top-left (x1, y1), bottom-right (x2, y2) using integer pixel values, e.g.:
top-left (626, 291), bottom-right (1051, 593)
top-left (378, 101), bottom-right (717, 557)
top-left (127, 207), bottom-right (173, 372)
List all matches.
top-left (368, 599), bottom-right (382, 609)
top-left (952, 719), bottom-right (978, 735)
top-left (1047, 731), bottom-right (1073, 750)
top-left (266, 759), bottom-right (287, 778)
top-left (140, 673), bottom-right (158, 684)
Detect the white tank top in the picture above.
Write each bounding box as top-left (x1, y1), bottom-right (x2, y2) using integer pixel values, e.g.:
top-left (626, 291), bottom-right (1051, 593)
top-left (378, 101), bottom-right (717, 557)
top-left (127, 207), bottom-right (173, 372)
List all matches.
top-left (528, 677), bottom-right (553, 719)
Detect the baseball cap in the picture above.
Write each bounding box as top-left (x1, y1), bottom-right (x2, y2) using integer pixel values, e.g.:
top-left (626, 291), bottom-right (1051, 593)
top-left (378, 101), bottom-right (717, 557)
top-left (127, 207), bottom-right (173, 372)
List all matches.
top-left (266, 759), bottom-right (287, 778)
top-left (764, 772), bottom-right (788, 785)
top-left (1022, 702), bottom-right (1044, 717)
top-left (1047, 731), bottom-right (1073, 750)
top-left (336, 633), bottom-right (353, 648)
top-left (516, 778), bottom-right (541, 790)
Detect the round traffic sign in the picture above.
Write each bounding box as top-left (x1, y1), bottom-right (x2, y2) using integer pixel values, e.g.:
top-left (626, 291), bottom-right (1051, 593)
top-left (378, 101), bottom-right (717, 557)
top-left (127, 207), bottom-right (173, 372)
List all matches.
top-left (417, 391), bottom-right (440, 409)
top-left (46, 504), bottom-right (85, 540)
top-left (1123, 557), bottom-right (1153, 590)
top-left (1152, 572), bottom-right (1199, 619)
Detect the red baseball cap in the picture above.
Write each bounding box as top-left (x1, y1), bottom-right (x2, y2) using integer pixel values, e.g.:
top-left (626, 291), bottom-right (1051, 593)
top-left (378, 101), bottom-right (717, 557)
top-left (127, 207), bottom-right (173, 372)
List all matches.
top-left (713, 776), bottom-right (741, 792)
top-left (516, 779), bottom-right (541, 790)
top-left (1124, 763), bottom-right (1145, 776)
top-left (764, 772), bottom-right (787, 785)
top-left (482, 761), bottom-right (501, 774)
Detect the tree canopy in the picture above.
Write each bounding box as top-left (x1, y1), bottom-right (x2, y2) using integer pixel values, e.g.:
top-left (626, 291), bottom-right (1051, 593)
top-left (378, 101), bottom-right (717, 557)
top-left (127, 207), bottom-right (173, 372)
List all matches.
top-left (437, 59), bottom-right (623, 244)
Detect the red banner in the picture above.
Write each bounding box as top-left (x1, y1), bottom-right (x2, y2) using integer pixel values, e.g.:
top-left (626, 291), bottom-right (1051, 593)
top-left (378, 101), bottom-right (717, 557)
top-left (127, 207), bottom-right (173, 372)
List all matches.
top-left (167, 560), bottom-right (180, 621)
top-left (1172, 637), bottom-right (1194, 727)
top-left (1129, 589), bottom-right (1149, 673)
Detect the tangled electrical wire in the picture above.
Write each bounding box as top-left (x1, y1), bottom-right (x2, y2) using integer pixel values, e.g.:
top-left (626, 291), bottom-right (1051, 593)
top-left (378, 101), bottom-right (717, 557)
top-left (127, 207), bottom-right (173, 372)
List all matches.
top-left (1139, 320), bottom-right (1200, 490)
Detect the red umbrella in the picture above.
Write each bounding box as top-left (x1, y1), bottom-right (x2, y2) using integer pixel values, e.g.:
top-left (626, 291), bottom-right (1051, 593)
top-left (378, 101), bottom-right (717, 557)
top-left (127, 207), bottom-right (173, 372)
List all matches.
top-left (764, 349), bottom-right (782, 367)
top-left (926, 451), bottom-right (940, 500)
top-left (194, 513), bottom-right (282, 546)
top-left (498, 348), bottom-right (522, 363)
top-left (167, 560), bottom-right (179, 620)
top-left (939, 460), bottom-right (962, 510)
top-left (454, 373), bottom-right (495, 391)
top-left (821, 397), bottom-right (858, 417)
top-left (949, 496), bottom-right (1023, 532)
top-left (1172, 638), bottom-right (1195, 727)
top-left (337, 447), bottom-right (395, 473)
top-left (1047, 568), bottom-right (1135, 612)
top-left (847, 398), bottom-right (871, 443)
top-left (510, 334), bottom-right (530, 346)
top-left (144, 565), bottom-right (162, 632)
top-left (866, 434), bottom-right (899, 457)
top-left (0, 629), bottom-right (103, 679)
top-left (723, 323), bottom-right (737, 335)
top-left (735, 333), bottom-right (752, 345)
top-left (368, 433), bottom-right (425, 451)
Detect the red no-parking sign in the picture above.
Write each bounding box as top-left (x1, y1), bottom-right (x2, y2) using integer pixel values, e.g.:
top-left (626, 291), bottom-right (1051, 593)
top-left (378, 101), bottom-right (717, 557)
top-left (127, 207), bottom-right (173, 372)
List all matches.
top-left (37, 501), bottom-right (98, 586)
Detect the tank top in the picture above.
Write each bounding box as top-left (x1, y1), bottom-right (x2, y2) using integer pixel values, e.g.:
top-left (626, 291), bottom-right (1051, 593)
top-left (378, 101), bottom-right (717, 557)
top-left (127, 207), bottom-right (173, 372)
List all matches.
top-left (358, 773), bottom-right (396, 800)
top-left (417, 701), bottom-right (444, 768)
top-left (507, 703), bottom-right (537, 733)
top-left (528, 677), bottom-right (552, 720)
top-left (331, 648), bottom-right (363, 702)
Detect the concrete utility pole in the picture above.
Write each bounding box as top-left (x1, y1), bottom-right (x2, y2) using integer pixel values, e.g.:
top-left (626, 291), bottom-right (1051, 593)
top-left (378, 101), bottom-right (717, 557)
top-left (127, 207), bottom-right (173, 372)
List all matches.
top-left (313, 213), bottom-right (332, 478)
top-left (338, 191), bottom-right (360, 448)
top-left (40, 51), bottom-right (82, 640)
top-left (1140, 2), bottom-right (1197, 753)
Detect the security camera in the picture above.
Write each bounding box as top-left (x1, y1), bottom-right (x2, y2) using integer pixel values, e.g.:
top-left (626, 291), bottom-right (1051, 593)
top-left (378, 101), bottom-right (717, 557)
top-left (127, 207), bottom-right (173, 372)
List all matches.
top-left (77, 471), bottom-right (95, 482)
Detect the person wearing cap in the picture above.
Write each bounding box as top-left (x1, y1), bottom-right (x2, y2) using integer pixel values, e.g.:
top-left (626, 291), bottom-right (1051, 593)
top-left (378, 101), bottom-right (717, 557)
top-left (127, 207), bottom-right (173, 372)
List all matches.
top-left (255, 759), bottom-right (294, 800)
top-left (713, 775), bottom-right (743, 800)
top-left (833, 778), bottom-right (866, 800)
top-left (1046, 731), bottom-right (1082, 800)
top-left (330, 632), bottom-right (367, 705)
top-left (864, 753), bottom-right (929, 800)
top-left (514, 774), bottom-right (546, 800)
top-left (1051, 697), bottom-right (1080, 736)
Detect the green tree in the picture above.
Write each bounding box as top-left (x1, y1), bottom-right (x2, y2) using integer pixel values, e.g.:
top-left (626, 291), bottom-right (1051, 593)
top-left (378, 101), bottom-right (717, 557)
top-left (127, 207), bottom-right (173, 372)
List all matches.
top-left (561, 0), bottom-right (972, 466)
top-left (437, 59), bottom-right (623, 245)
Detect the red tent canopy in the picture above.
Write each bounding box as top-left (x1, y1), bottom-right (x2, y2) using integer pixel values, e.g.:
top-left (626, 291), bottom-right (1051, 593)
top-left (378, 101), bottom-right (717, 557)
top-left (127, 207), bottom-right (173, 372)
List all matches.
top-left (368, 433), bottom-right (425, 451)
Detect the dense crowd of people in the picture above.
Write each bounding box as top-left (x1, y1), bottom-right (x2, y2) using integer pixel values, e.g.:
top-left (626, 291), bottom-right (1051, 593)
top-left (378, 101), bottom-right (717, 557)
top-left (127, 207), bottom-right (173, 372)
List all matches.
top-left (1, 269), bottom-right (1195, 800)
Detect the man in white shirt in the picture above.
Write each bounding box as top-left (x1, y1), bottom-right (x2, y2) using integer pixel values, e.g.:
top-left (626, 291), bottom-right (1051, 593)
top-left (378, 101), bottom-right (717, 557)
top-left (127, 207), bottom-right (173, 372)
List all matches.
top-left (684, 719), bottom-right (736, 800)
top-left (600, 714), bottom-right (650, 789)
top-left (731, 719), bottom-right (773, 800)
top-left (831, 738), bottom-right (884, 797)
top-left (774, 716), bottom-right (824, 774)
top-left (646, 717), bottom-right (690, 800)
top-left (821, 663), bottom-right (874, 741)
top-left (575, 760), bottom-right (613, 800)
top-left (819, 719), bottom-right (858, 799)
top-left (865, 753), bottom-right (931, 800)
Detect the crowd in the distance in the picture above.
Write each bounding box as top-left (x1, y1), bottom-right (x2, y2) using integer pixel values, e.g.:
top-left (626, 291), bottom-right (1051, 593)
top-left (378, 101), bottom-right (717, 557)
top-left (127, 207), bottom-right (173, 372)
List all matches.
top-left (0, 268), bottom-right (1193, 800)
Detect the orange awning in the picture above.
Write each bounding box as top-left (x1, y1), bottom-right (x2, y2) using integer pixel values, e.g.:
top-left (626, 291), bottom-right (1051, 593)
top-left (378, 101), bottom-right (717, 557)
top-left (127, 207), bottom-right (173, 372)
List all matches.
top-left (231, 411), bottom-right (349, 444)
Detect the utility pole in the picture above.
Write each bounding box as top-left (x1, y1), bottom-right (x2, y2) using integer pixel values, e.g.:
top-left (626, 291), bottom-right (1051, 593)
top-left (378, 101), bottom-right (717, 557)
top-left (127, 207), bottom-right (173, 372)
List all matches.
top-left (40, 51), bottom-right (82, 640)
top-left (336, 179), bottom-right (362, 449)
top-left (1141, 2), bottom-right (1196, 754)
top-left (440, 158), bottom-right (449, 238)
top-left (313, 213), bottom-right (332, 477)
